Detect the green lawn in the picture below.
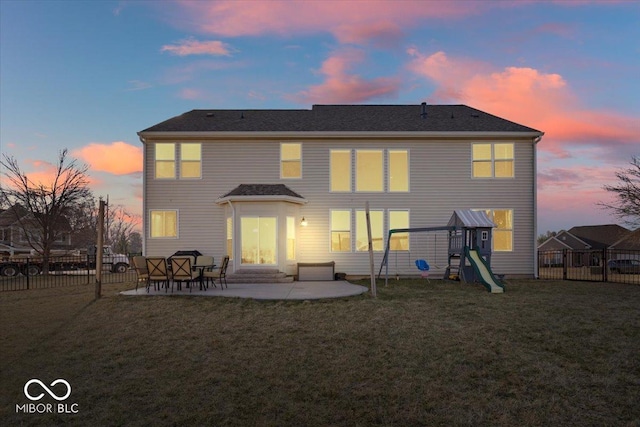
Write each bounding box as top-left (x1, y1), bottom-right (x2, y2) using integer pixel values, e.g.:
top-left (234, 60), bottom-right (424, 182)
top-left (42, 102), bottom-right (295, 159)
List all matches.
top-left (1, 279), bottom-right (639, 426)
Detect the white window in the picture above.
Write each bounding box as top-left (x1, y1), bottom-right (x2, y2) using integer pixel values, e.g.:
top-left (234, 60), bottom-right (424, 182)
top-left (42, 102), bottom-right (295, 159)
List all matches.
top-left (281, 143), bottom-right (302, 178)
top-left (180, 143), bottom-right (201, 179)
top-left (286, 216), bottom-right (296, 260)
top-left (389, 210), bottom-right (410, 251)
top-left (472, 143), bottom-right (514, 178)
top-left (330, 150), bottom-right (351, 192)
top-left (226, 217), bottom-right (233, 260)
top-left (150, 210), bottom-right (178, 238)
top-left (356, 210), bottom-right (383, 252)
top-left (388, 150), bottom-right (409, 192)
top-left (475, 209), bottom-right (513, 252)
top-left (155, 143), bottom-right (176, 179)
top-left (330, 210), bottom-right (351, 252)
top-left (356, 150), bottom-right (383, 192)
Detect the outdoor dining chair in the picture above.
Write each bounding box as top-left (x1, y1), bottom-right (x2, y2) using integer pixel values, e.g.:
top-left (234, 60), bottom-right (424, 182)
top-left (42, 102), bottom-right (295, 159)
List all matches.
top-left (146, 257), bottom-right (171, 292)
top-left (194, 255), bottom-right (215, 289)
top-left (132, 255), bottom-right (150, 292)
top-left (202, 256), bottom-right (229, 289)
top-left (170, 256), bottom-right (202, 292)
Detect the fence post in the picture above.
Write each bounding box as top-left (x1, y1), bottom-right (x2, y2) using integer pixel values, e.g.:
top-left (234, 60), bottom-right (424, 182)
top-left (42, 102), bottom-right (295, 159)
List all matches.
top-left (26, 258), bottom-right (30, 290)
top-left (602, 248), bottom-right (608, 283)
top-left (562, 249), bottom-right (568, 280)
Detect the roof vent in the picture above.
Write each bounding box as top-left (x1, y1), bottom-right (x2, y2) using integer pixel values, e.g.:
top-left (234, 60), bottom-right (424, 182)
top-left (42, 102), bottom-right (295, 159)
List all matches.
top-left (240, 112), bottom-right (245, 119)
top-left (420, 102), bottom-right (427, 119)
top-left (206, 112), bottom-right (214, 117)
top-left (471, 112), bottom-right (480, 118)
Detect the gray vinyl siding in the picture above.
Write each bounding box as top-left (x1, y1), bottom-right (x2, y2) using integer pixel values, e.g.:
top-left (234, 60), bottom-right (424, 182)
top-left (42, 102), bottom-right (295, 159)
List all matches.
top-left (143, 136), bottom-right (536, 277)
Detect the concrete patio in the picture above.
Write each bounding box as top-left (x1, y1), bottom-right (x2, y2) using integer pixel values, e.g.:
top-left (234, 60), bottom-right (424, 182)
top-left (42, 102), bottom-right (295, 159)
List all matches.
top-left (120, 280), bottom-right (369, 300)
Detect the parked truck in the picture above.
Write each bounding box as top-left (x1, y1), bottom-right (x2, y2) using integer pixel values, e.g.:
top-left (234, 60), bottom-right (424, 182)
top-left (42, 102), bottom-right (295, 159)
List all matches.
top-left (0, 246), bottom-right (130, 277)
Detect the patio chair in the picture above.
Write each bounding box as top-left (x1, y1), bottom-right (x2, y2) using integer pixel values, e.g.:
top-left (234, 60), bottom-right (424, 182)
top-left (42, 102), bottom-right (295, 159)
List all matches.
top-left (146, 257), bottom-right (171, 292)
top-left (132, 255), bottom-right (151, 292)
top-left (194, 255), bottom-right (215, 289)
top-left (170, 256), bottom-right (202, 292)
top-left (202, 256), bottom-right (229, 289)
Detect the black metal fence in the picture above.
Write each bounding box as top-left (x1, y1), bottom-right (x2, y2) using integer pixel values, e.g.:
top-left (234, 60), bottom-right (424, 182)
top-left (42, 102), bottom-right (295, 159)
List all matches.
top-left (0, 254), bottom-right (138, 291)
top-left (538, 249), bottom-right (640, 285)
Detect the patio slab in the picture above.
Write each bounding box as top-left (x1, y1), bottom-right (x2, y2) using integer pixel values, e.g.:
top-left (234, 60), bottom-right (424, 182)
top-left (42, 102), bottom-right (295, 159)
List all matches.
top-left (120, 280), bottom-right (369, 300)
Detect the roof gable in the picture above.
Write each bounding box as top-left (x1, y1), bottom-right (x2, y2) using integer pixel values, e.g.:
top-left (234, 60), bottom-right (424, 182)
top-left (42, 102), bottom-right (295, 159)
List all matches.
top-left (140, 104), bottom-right (543, 134)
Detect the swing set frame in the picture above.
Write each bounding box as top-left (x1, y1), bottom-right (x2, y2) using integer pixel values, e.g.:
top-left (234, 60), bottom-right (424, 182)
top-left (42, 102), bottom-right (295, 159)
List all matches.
top-left (378, 225), bottom-right (456, 286)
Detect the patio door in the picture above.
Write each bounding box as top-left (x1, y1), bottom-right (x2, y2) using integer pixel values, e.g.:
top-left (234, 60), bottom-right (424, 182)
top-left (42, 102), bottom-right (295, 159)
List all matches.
top-left (240, 217), bottom-right (277, 265)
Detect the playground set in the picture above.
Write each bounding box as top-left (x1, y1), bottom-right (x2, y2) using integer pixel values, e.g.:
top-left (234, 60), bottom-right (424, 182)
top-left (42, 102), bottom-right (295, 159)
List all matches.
top-left (378, 210), bottom-right (505, 293)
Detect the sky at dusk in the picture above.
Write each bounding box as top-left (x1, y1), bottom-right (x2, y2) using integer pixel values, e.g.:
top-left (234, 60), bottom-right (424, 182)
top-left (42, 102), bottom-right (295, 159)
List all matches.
top-left (1, 0), bottom-right (638, 234)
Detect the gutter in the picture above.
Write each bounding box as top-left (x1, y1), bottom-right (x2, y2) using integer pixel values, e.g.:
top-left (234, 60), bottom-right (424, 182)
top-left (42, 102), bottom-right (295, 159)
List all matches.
top-left (533, 133), bottom-right (544, 279)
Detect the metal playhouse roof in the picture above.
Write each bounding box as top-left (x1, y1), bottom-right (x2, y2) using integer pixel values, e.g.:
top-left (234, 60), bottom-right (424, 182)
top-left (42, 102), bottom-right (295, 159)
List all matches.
top-left (447, 210), bottom-right (495, 229)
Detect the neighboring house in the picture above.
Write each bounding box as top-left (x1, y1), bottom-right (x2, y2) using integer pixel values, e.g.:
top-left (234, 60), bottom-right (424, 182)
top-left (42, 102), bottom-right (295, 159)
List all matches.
top-left (138, 104), bottom-right (544, 277)
top-left (0, 205), bottom-right (72, 255)
top-left (538, 224), bottom-right (632, 267)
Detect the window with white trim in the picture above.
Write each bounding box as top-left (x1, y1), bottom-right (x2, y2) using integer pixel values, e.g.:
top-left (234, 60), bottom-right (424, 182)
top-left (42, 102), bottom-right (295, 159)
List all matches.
top-left (330, 149), bottom-right (351, 192)
top-left (155, 143), bottom-right (176, 179)
top-left (388, 150), bottom-right (409, 192)
top-left (286, 216), bottom-right (296, 260)
top-left (356, 150), bottom-right (383, 192)
top-left (281, 143), bottom-right (302, 178)
top-left (330, 210), bottom-right (351, 252)
top-left (472, 143), bottom-right (514, 178)
top-left (356, 210), bottom-right (383, 252)
top-left (150, 210), bottom-right (178, 238)
top-left (180, 143), bottom-right (201, 179)
top-left (476, 209), bottom-right (513, 252)
top-left (389, 210), bottom-right (409, 251)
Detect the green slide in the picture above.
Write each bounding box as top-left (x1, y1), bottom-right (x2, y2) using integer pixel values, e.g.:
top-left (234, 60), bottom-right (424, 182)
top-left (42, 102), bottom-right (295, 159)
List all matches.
top-left (464, 247), bottom-right (505, 293)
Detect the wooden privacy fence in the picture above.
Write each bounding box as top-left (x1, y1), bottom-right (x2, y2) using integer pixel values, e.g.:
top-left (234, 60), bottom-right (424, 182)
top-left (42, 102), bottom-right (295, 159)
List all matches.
top-left (538, 249), bottom-right (640, 285)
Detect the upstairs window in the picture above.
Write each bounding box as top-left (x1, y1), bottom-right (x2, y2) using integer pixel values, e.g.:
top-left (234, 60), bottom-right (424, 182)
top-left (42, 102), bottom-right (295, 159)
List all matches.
top-left (281, 143), bottom-right (302, 178)
top-left (180, 143), bottom-right (201, 179)
top-left (472, 143), bottom-right (514, 178)
top-left (155, 143), bottom-right (176, 179)
top-left (356, 150), bottom-right (383, 192)
top-left (330, 150), bottom-right (351, 192)
top-left (389, 150), bottom-right (409, 192)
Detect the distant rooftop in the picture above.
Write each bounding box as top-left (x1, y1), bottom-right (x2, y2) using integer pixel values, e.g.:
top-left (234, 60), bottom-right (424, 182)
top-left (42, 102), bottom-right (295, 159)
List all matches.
top-left (140, 104), bottom-right (542, 134)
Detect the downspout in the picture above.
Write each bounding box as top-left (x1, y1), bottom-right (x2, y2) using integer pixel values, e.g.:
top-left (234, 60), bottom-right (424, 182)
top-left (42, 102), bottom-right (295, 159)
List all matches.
top-left (533, 134), bottom-right (543, 279)
top-left (138, 134), bottom-right (147, 256)
top-left (226, 200), bottom-right (236, 273)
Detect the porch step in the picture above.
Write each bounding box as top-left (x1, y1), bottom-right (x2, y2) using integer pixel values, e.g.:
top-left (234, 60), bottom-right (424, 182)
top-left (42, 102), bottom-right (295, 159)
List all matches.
top-left (226, 269), bottom-right (294, 283)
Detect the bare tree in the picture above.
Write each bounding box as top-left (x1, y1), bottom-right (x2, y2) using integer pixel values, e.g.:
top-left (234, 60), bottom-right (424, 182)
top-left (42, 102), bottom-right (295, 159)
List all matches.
top-left (107, 204), bottom-right (141, 254)
top-left (600, 156), bottom-right (640, 228)
top-left (0, 149), bottom-right (93, 272)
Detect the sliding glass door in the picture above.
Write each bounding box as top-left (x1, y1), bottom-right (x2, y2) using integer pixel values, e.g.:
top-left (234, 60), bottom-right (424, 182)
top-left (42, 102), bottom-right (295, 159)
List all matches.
top-left (240, 217), bottom-right (277, 265)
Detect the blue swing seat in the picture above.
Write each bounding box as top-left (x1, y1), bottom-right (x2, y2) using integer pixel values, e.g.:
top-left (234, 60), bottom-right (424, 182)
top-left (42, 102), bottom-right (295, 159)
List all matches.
top-left (415, 259), bottom-right (431, 282)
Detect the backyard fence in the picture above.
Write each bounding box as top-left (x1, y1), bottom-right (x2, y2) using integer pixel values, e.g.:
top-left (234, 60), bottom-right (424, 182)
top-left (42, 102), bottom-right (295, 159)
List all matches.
top-left (538, 249), bottom-right (640, 285)
top-left (0, 253), bottom-right (139, 291)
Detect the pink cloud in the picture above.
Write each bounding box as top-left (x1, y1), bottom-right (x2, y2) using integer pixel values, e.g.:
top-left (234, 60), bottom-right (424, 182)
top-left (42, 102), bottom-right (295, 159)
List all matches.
top-left (165, 1), bottom-right (477, 44)
top-left (407, 49), bottom-right (640, 155)
top-left (289, 49), bottom-right (401, 104)
top-left (161, 38), bottom-right (231, 56)
top-left (178, 88), bottom-right (205, 100)
top-left (72, 142), bottom-right (142, 175)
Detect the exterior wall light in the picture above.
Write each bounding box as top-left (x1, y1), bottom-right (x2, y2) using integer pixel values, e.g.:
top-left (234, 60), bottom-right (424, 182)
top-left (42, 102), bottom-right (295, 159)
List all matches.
top-left (300, 217), bottom-right (308, 227)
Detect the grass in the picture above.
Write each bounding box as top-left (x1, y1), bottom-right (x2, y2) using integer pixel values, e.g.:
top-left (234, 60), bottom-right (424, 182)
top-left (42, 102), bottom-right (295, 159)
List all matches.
top-left (1, 279), bottom-right (639, 426)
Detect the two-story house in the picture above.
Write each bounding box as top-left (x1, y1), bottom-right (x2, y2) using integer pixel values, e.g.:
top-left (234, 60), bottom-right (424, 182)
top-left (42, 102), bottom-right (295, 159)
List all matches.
top-left (138, 104), bottom-right (543, 278)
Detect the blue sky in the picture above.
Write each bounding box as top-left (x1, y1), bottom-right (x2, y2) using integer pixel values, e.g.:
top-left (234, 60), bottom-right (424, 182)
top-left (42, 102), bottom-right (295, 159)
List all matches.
top-left (1, 0), bottom-right (639, 233)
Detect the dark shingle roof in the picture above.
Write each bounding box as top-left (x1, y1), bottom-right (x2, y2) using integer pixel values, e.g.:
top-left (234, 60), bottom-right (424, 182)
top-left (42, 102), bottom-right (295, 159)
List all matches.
top-left (568, 224), bottom-right (630, 249)
top-left (140, 104), bottom-right (542, 134)
top-left (221, 184), bottom-right (304, 199)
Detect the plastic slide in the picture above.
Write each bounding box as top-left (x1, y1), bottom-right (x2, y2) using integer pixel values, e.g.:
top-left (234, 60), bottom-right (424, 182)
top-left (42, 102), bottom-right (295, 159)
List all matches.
top-left (464, 247), bottom-right (505, 293)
